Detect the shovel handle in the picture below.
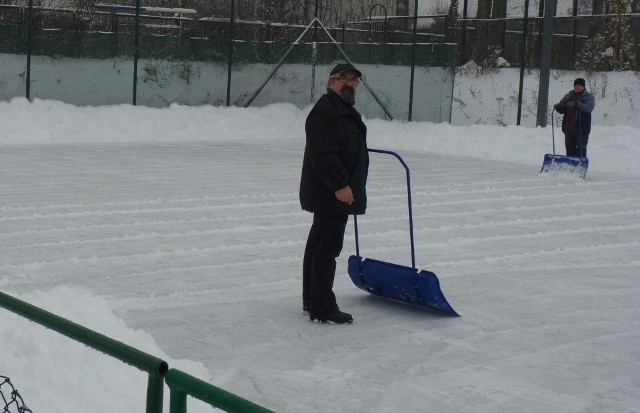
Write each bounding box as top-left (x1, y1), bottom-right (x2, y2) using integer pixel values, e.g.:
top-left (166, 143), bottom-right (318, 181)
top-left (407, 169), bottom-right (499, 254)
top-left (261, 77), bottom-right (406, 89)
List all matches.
top-left (551, 108), bottom-right (556, 156)
top-left (577, 110), bottom-right (585, 160)
top-left (354, 148), bottom-right (416, 269)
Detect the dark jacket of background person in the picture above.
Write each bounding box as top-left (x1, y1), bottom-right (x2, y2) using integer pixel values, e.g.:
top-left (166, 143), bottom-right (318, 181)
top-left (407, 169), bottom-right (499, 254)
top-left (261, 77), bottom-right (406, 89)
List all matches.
top-left (299, 89), bottom-right (369, 215)
top-left (555, 90), bottom-right (595, 136)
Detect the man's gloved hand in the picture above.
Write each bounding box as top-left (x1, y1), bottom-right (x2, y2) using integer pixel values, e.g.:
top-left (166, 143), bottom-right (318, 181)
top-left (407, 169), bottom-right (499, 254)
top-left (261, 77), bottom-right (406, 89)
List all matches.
top-left (553, 103), bottom-right (559, 109)
top-left (565, 101), bottom-right (576, 108)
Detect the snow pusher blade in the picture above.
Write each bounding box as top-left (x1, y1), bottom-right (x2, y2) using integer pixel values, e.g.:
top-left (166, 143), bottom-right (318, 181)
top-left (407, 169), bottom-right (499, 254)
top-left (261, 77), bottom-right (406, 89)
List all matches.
top-left (348, 256), bottom-right (460, 316)
top-left (348, 149), bottom-right (460, 317)
top-left (540, 109), bottom-right (588, 179)
top-left (540, 154), bottom-right (589, 179)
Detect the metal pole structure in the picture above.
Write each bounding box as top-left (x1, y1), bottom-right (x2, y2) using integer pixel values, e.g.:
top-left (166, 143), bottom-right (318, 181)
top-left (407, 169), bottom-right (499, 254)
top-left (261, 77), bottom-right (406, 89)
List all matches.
top-left (368, 6), bottom-right (373, 63)
top-left (132, 0), bottom-right (141, 105)
top-left (536, 0), bottom-right (556, 127)
top-left (517, 0), bottom-right (530, 125)
top-left (244, 18), bottom-right (394, 120)
top-left (244, 19), bottom-right (322, 108)
top-left (408, 0), bottom-right (419, 121)
top-left (226, 0), bottom-right (235, 106)
top-left (26, 0), bottom-right (33, 100)
top-left (310, 0), bottom-right (319, 103)
top-left (310, 41), bottom-right (317, 102)
top-left (312, 18), bottom-right (394, 120)
top-left (313, 0), bottom-right (319, 40)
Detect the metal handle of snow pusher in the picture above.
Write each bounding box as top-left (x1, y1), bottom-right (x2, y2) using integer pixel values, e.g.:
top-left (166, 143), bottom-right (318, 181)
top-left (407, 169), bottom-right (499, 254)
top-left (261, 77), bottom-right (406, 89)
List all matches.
top-left (577, 110), bottom-right (585, 161)
top-left (551, 108), bottom-right (556, 156)
top-left (354, 149), bottom-right (416, 269)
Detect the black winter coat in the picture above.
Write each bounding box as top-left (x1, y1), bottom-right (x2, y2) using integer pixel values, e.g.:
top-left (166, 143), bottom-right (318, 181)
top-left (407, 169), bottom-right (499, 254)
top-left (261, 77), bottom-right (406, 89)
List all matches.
top-left (299, 89), bottom-right (369, 215)
top-left (555, 90), bottom-right (595, 136)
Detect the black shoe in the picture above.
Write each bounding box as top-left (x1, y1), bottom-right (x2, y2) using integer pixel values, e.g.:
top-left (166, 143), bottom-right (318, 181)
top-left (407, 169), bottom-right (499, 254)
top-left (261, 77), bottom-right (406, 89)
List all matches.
top-left (302, 305), bottom-right (309, 315)
top-left (310, 309), bottom-right (353, 325)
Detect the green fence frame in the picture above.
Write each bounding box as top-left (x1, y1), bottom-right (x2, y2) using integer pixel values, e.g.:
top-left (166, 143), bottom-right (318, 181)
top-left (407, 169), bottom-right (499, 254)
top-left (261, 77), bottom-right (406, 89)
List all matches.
top-left (166, 369), bottom-right (275, 413)
top-left (0, 291), bottom-right (274, 413)
top-left (0, 291), bottom-right (167, 413)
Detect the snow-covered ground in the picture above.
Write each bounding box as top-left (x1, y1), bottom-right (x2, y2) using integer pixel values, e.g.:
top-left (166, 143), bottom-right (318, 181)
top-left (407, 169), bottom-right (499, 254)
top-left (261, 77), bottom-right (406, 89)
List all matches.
top-left (1, 98), bottom-right (639, 413)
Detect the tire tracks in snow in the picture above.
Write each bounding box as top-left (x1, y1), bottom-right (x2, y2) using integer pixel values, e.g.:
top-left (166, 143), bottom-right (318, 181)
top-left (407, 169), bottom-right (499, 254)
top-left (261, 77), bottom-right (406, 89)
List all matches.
top-left (4, 212), bottom-right (638, 275)
top-left (2, 190), bottom-right (639, 235)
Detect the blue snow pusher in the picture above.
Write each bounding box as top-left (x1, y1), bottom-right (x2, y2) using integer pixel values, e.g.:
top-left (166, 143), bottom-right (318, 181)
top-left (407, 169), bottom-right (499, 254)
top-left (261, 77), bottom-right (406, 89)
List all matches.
top-left (540, 154), bottom-right (589, 178)
top-left (540, 109), bottom-right (589, 179)
top-left (347, 149), bottom-right (460, 317)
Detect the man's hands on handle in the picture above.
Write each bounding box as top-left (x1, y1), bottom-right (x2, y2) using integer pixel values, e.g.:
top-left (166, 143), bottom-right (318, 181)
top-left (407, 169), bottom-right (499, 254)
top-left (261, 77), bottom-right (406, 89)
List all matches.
top-left (335, 186), bottom-right (354, 205)
top-left (554, 101), bottom-right (576, 109)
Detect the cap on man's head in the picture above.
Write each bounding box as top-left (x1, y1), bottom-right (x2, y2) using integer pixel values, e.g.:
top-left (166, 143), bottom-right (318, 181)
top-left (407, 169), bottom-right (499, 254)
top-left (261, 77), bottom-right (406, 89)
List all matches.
top-left (330, 63), bottom-right (362, 78)
top-left (574, 78), bottom-right (586, 87)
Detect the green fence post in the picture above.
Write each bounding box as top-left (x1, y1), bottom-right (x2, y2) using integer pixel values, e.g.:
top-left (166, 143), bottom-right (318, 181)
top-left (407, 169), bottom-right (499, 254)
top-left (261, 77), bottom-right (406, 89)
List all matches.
top-left (408, 0), bottom-right (419, 121)
top-left (226, 0), bottom-right (235, 106)
top-left (169, 388), bottom-right (188, 413)
top-left (517, 0), bottom-right (530, 126)
top-left (147, 373), bottom-right (165, 413)
top-left (536, 0), bottom-right (556, 127)
top-left (26, 0), bottom-right (33, 100)
top-left (133, 0), bottom-right (141, 105)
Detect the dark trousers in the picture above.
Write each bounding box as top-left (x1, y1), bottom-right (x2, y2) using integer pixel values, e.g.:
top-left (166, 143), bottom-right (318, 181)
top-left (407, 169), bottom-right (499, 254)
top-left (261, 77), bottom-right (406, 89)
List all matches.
top-left (302, 213), bottom-right (348, 316)
top-left (565, 132), bottom-right (589, 157)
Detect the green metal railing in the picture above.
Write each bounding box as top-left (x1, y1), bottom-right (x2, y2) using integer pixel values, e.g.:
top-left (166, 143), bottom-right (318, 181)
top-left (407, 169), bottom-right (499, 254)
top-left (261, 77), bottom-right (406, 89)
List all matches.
top-left (0, 291), bottom-right (274, 413)
top-left (0, 290), bottom-right (167, 413)
top-left (166, 369), bottom-right (275, 413)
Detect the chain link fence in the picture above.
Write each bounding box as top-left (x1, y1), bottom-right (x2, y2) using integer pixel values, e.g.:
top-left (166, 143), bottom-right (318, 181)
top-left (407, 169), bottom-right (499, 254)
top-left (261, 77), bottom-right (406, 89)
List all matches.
top-left (0, 375), bottom-right (33, 413)
top-left (452, 0), bottom-right (640, 127)
top-left (0, 1), bottom-right (455, 122)
top-left (0, 0), bottom-right (638, 127)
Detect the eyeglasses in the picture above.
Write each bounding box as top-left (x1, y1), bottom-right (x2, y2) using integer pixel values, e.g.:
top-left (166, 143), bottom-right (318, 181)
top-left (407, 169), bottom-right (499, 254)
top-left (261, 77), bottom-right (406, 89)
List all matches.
top-left (331, 75), bottom-right (360, 84)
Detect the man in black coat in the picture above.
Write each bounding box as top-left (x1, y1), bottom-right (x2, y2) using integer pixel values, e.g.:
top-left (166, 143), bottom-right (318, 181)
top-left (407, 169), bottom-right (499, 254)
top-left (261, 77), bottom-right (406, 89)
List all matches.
top-left (553, 77), bottom-right (596, 157)
top-left (299, 63), bottom-right (369, 324)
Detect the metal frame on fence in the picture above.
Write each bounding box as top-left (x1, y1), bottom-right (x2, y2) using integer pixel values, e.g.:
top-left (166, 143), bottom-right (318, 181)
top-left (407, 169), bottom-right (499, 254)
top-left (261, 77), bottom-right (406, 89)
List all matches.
top-left (166, 369), bottom-right (275, 413)
top-left (0, 291), bottom-right (274, 413)
top-left (242, 17), bottom-right (394, 120)
top-left (2, 0), bottom-right (638, 127)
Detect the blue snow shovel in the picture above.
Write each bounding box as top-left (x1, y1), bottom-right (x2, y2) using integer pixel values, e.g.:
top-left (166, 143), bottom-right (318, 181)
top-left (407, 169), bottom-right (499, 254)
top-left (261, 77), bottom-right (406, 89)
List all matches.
top-left (540, 109), bottom-right (589, 179)
top-left (347, 149), bottom-right (460, 317)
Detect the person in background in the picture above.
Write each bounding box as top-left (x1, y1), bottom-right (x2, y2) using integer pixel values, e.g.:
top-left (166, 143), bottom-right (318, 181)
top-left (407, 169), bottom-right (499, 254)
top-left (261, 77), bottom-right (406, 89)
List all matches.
top-left (553, 77), bottom-right (596, 157)
top-left (299, 63), bottom-right (369, 325)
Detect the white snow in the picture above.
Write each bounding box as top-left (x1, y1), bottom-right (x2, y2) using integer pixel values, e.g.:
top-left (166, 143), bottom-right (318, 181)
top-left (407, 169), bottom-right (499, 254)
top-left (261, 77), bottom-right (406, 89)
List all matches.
top-left (0, 92), bottom-right (639, 413)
